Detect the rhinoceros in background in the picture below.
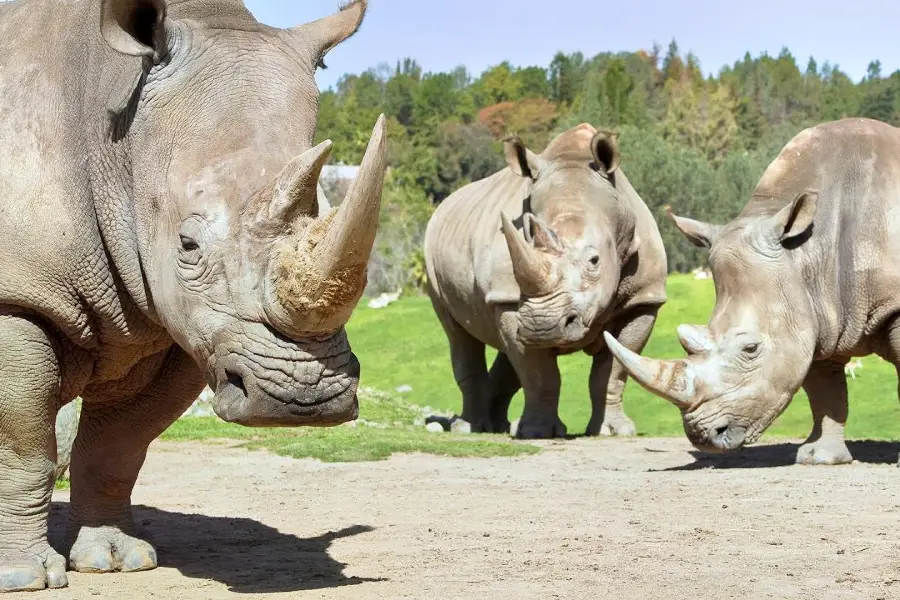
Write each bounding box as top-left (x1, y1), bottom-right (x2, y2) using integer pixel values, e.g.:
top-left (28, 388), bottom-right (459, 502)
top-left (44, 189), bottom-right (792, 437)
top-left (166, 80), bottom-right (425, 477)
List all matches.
top-left (606, 117), bottom-right (900, 466)
top-left (0, 0), bottom-right (385, 592)
top-left (425, 124), bottom-right (667, 439)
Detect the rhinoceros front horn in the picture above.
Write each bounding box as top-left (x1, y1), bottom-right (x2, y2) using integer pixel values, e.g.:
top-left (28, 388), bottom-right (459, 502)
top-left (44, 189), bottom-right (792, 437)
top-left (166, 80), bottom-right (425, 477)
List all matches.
top-left (269, 115), bottom-right (387, 333)
top-left (500, 213), bottom-right (554, 297)
top-left (603, 331), bottom-right (695, 409)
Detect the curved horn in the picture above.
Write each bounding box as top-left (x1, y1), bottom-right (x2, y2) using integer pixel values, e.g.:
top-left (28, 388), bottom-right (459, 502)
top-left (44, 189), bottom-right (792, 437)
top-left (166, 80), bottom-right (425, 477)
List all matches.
top-left (604, 331), bottom-right (695, 408)
top-left (314, 114), bottom-right (387, 283)
top-left (501, 213), bottom-right (553, 296)
top-left (292, 0), bottom-right (367, 62)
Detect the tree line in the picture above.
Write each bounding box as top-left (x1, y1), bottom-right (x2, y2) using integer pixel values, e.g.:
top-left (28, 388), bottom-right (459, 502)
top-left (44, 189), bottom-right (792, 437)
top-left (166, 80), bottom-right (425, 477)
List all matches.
top-left (315, 42), bottom-right (900, 292)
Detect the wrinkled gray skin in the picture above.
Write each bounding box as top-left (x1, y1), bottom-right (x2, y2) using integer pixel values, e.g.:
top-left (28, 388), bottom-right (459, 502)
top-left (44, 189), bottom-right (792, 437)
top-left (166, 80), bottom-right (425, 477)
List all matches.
top-left (0, 0), bottom-right (387, 592)
top-left (607, 118), bottom-right (900, 466)
top-left (425, 124), bottom-right (667, 438)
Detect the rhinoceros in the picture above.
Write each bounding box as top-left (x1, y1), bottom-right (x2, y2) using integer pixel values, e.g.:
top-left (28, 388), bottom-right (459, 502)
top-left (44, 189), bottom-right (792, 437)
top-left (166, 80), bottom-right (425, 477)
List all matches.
top-left (424, 124), bottom-right (667, 438)
top-left (606, 117), bottom-right (900, 466)
top-left (0, 0), bottom-right (385, 592)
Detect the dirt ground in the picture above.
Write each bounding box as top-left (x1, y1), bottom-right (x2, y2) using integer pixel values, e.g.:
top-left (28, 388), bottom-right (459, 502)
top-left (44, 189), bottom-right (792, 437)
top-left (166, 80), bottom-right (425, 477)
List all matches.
top-left (16, 437), bottom-right (900, 600)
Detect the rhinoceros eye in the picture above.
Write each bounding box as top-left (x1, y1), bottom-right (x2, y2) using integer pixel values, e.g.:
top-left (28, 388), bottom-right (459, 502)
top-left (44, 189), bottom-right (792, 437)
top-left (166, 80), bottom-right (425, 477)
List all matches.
top-left (588, 255), bottom-right (600, 266)
top-left (180, 235), bottom-right (199, 252)
top-left (742, 343), bottom-right (760, 357)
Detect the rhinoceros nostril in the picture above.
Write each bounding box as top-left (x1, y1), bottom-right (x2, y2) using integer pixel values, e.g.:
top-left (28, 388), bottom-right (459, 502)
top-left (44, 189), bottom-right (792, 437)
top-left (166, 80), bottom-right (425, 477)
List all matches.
top-left (225, 369), bottom-right (248, 398)
top-left (565, 314), bottom-right (578, 328)
top-left (714, 424), bottom-right (729, 438)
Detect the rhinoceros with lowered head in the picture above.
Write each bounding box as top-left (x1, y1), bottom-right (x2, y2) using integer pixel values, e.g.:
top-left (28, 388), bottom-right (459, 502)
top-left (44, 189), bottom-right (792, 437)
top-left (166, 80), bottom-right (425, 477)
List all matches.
top-left (606, 117), bottom-right (900, 466)
top-left (0, 0), bottom-right (385, 592)
top-left (424, 124), bottom-right (668, 439)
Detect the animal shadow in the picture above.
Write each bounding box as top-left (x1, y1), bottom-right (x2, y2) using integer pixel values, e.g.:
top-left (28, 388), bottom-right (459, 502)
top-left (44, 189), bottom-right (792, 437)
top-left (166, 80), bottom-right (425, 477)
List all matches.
top-left (663, 440), bottom-right (900, 471)
top-left (49, 502), bottom-right (383, 593)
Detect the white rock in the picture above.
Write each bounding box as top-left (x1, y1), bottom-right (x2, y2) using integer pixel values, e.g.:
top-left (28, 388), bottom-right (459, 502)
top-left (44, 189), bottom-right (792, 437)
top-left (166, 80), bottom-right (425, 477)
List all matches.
top-left (426, 422), bottom-right (445, 433)
top-left (395, 384), bottom-right (413, 393)
top-left (450, 418), bottom-right (471, 434)
top-left (509, 419), bottom-right (520, 438)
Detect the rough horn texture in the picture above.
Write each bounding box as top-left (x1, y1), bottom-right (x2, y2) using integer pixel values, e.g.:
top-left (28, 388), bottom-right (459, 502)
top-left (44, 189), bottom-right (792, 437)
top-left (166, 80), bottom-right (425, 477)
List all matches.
top-left (603, 332), bottom-right (694, 408)
top-left (425, 123), bottom-right (667, 439)
top-left (0, 0), bottom-right (381, 592)
top-left (617, 117), bottom-right (900, 466)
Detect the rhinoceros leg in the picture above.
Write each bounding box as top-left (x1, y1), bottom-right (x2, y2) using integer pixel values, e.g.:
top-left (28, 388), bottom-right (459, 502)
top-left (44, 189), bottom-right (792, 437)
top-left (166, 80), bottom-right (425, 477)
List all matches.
top-left (67, 346), bottom-right (203, 574)
top-left (429, 300), bottom-right (493, 432)
top-left (586, 308), bottom-right (658, 437)
top-left (486, 353), bottom-right (521, 434)
top-left (0, 313), bottom-right (68, 591)
top-left (796, 360), bottom-right (852, 466)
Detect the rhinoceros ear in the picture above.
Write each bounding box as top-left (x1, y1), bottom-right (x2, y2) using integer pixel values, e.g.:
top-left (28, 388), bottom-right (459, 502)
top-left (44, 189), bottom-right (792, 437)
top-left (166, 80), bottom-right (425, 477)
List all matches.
top-left (101, 0), bottom-right (167, 58)
top-left (292, 1), bottom-right (367, 67)
top-left (591, 130), bottom-right (620, 175)
top-left (772, 190), bottom-right (818, 243)
top-left (504, 136), bottom-right (545, 180)
top-left (666, 206), bottom-right (720, 249)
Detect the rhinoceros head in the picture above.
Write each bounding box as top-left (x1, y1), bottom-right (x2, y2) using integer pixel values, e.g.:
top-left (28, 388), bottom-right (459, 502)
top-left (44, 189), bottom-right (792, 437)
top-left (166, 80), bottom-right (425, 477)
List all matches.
top-left (99, 0), bottom-right (385, 426)
top-left (499, 125), bottom-right (639, 347)
top-left (605, 191), bottom-right (820, 452)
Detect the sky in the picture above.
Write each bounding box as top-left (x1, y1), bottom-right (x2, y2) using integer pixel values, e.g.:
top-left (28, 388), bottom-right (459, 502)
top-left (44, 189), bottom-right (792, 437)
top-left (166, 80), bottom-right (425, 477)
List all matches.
top-left (245, 0), bottom-right (900, 90)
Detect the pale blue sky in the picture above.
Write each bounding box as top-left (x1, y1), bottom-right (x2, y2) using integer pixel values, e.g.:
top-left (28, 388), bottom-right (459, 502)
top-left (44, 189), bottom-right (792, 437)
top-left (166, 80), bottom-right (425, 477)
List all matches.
top-left (245, 0), bottom-right (900, 90)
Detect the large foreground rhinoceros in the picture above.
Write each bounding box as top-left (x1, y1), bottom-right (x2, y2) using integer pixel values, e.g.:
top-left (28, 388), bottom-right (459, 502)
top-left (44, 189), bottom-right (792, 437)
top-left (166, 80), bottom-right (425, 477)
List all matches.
top-left (606, 117), bottom-right (900, 466)
top-left (424, 124), bottom-right (667, 438)
top-left (0, 0), bottom-right (385, 592)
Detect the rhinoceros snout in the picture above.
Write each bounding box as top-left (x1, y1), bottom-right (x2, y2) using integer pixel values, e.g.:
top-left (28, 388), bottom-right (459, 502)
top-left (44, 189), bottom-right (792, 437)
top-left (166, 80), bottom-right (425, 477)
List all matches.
top-left (209, 330), bottom-right (361, 427)
top-left (517, 310), bottom-right (589, 348)
top-left (684, 415), bottom-right (747, 453)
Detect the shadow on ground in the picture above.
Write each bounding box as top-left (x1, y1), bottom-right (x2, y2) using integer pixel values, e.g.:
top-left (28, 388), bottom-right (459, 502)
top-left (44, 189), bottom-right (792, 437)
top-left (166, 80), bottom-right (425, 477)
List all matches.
top-left (661, 440), bottom-right (900, 471)
top-left (49, 502), bottom-right (383, 593)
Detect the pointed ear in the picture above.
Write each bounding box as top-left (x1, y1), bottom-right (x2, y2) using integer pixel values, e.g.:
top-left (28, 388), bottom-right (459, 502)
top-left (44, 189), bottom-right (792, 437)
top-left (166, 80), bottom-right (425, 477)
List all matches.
top-left (771, 190), bottom-right (818, 243)
top-left (666, 206), bottom-right (720, 249)
top-left (504, 136), bottom-right (545, 180)
top-left (101, 0), bottom-right (167, 57)
top-left (591, 129), bottom-right (620, 175)
top-left (291, 0), bottom-right (367, 65)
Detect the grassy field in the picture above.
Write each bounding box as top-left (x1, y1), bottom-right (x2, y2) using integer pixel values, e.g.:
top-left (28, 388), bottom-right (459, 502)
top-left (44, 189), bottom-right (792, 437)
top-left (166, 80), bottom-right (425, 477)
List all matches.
top-left (162, 388), bottom-right (539, 462)
top-left (346, 274), bottom-right (900, 441)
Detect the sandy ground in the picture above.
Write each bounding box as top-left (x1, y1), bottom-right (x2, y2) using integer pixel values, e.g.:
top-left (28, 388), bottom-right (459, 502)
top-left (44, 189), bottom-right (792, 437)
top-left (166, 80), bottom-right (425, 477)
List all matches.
top-left (14, 437), bottom-right (900, 600)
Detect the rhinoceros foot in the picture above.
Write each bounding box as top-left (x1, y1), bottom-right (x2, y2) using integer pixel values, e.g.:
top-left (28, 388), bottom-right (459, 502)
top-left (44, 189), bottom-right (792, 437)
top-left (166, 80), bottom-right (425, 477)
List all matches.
top-left (795, 439), bottom-right (853, 466)
top-left (514, 415), bottom-right (567, 439)
top-left (0, 545), bottom-right (67, 592)
top-left (68, 526), bottom-right (157, 574)
top-left (586, 412), bottom-right (637, 437)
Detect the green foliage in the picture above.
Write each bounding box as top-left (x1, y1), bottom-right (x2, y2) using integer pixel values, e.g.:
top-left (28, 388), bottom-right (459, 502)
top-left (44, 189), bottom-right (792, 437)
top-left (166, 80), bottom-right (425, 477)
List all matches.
top-left (162, 389), bottom-right (539, 463)
top-left (343, 275), bottom-right (900, 441)
top-left (315, 44), bottom-right (900, 284)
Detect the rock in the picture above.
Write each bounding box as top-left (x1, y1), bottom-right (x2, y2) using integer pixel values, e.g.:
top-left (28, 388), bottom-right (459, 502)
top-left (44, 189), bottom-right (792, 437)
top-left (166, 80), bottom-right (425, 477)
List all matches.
top-left (450, 418), bottom-right (471, 434)
top-left (509, 419), bottom-right (520, 438)
top-left (55, 400), bottom-right (81, 481)
top-left (395, 384), bottom-right (413, 393)
top-left (425, 422), bottom-right (445, 433)
top-left (425, 415), bottom-right (452, 431)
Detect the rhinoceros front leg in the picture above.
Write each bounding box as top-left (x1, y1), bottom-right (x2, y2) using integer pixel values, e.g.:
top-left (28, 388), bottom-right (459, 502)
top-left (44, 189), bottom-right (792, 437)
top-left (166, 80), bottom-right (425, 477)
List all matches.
top-left (586, 308), bottom-right (658, 437)
top-left (796, 360), bottom-right (852, 466)
top-left (67, 346), bottom-right (203, 574)
top-left (0, 312), bottom-right (68, 592)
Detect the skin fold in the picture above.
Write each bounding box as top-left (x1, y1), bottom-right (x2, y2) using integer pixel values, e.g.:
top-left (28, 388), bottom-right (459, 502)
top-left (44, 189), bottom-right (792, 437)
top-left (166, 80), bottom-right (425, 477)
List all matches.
top-left (0, 0), bottom-right (386, 591)
top-left (425, 124), bottom-right (667, 439)
top-left (607, 117), bottom-right (900, 466)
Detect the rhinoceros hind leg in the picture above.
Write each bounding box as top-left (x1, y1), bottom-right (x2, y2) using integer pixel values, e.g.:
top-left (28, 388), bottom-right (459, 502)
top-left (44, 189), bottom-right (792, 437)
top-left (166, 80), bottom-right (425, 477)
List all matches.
top-left (486, 353), bottom-right (521, 434)
top-left (68, 346), bottom-right (203, 574)
top-left (429, 299), bottom-right (494, 432)
top-left (0, 312), bottom-right (69, 591)
top-left (796, 361), bottom-right (852, 466)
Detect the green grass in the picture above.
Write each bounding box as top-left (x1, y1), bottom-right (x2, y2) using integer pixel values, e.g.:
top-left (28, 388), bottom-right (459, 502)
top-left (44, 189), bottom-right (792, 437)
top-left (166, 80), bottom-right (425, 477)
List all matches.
top-left (162, 389), bottom-right (539, 463)
top-left (345, 274), bottom-right (900, 441)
